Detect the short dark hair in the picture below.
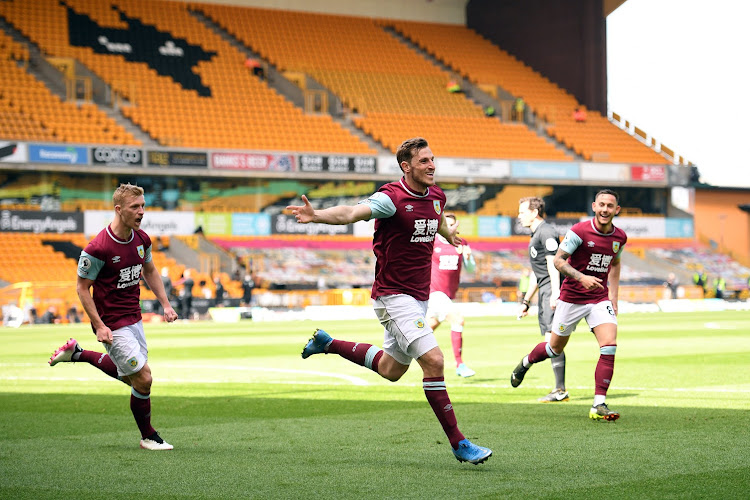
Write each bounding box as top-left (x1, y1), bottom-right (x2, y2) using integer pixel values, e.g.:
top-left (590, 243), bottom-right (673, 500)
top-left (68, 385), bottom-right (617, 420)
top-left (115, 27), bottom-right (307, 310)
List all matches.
top-left (396, 137), bottom-right (429, 172)
top-left (595, 189), bottom-right (619, 204)
top-left (519, 196), bottom-right (545, 218)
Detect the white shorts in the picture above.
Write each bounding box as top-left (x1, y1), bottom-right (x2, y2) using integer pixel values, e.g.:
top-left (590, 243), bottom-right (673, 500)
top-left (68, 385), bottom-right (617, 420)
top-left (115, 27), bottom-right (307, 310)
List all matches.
top-left (426, 291), bottom-right (458, 323)
top-left (374, 294), bottom-right (439, 366)
top-left (550, 300), bottom-right (617, 337)
top-left (104, 321), bottom-right (148, 377)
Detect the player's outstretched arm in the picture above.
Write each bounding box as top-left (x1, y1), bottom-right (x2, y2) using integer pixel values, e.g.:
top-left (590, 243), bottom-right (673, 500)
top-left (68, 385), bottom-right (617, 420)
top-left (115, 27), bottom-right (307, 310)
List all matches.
top-left (286, 195), bottom-right (371, 225)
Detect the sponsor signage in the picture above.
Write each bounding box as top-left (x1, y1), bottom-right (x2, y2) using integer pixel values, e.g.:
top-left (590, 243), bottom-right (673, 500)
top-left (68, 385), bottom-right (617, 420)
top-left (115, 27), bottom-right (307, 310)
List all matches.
top-left (84, 210), bottom-right (196, 236)
top-left (665, 218), bottom-right (694, 238)
top-left (298, 155), bottom-right (376, 174)
top-left (353, 219), bottom-right (375, 238)
top-left (211, 152), bottom-right (294, 171)
top-left (195, 212), bottom-right (232, 236)
top-left (147, 150), bottom-right (208, 168)
top-left (272, 214), bottom-right (353, 235)
top-left (438, 158), bottom-right (510, 179)
top-left (0, 142), bottom-right (28, 163)
top-left (477, 216), bottom-right (512, 237)
top-left (1, 210), bottom-right (83, 233)
top-left (454, 215), bottom-right (478, 237)
top-left (377, 155), bottom-right (400, 176)
top-left (614, 217), bottom-right (665, 238)
top-left (29, 144), bottom-right (88, 165)
top-left (92, 146), bottom-right (143, 166)
top-left (511, 218), bottom-right (579, 236)
top-left (631, 165), bottom-right (666, 182)
top-left (231, 213), bottom-right (271, 236)
top-left (580, 162), bottom-right (630, 181)
top-left (511, 161), bottom-right (579, 180)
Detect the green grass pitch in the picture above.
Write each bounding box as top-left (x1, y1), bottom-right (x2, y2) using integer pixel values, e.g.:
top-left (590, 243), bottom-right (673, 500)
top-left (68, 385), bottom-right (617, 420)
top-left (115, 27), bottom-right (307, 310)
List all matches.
top-left (1, 311), bottom-right (749, 499)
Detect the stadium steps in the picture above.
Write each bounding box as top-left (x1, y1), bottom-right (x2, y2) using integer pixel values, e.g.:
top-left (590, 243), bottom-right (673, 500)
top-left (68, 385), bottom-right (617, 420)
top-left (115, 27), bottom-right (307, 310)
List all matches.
top-left (639, 249), bottom-right (696, 286)
top-left (0, 15), bottom-right (66, 100)
top-left (166, 234), bottom-right (235, 277)
top-left (164, 236), bottom-right (202, 274)
top-left (190, 5), bottom-right (390, 157)
top-left (333, 115), bottom-right (389, 155)
top-left (1, 13), bottom-right (158, 147)
top-left (188, 9), bottom-right (307, 114)
top-left (382, 25), bottom-right (498, 115)
top-left (382, 24), bottom-right (576, 162)
top-left (99, 106), bottom-right (158, 147)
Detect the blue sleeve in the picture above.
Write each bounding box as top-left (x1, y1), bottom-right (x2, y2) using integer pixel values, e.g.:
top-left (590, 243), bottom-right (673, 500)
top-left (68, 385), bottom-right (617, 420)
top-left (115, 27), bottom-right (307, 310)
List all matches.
top-left (358, 191), bottom-right (396, 219)
top-left (77, 250), bottom-right (104, 280)
top-left (559, 229), bottom-right (582, 255)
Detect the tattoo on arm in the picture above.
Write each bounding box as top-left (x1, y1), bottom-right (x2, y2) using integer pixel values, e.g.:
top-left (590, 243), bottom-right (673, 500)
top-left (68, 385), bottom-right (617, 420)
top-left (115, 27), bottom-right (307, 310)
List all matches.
top-left (554, 250), bottom-right (583, 282)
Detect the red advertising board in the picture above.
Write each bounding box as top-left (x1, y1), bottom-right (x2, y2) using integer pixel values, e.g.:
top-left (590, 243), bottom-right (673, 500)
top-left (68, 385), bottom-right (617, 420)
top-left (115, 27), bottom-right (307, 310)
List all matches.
top-left (630, 165), bottom-right (666, 182)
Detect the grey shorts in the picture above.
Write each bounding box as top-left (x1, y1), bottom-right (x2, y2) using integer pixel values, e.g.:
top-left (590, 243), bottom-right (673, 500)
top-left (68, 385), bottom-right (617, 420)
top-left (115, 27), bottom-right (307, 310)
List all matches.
top-left (373, 294), bottom-right (439, 366)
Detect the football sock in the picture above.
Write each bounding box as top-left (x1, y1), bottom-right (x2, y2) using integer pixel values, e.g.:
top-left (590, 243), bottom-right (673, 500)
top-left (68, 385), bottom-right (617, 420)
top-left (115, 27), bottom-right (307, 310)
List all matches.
top-left (551, 351), bottom-right (566, 390)
top-left (77, 350), bottom-right (119, 380)
top-left (328, 340), bottom-right (383, 373)
top-left (528, 341), bottom-right (559, 364)
top-left (423, 377), bottom-right (465, 449)
top-left (450, 329), bottom-right (463, 366)
top-left (130, 388), bottom-right (156, 439)
top-left (594, 345), bottom-right (617, 397)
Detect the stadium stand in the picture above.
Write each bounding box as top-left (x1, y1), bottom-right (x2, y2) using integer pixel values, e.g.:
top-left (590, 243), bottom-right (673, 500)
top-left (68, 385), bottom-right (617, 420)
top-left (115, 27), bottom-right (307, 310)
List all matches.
top-left (193, 3), bottom-right (570, 160)
top-left (0, 24), bottom-right (138, 145)
top-left (383, 20), bottom-right (670, 164)
top-left (0, 0), bottom-right (374, 153)
top-left (651, 246), bottom-right (750, 296)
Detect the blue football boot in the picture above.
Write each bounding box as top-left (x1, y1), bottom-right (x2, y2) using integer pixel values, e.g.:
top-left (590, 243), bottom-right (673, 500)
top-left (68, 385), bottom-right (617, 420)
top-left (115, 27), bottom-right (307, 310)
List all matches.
top-left (301, 329), bottom-right (333, 359)
top-left (452, 439), bottom-right (492, 465)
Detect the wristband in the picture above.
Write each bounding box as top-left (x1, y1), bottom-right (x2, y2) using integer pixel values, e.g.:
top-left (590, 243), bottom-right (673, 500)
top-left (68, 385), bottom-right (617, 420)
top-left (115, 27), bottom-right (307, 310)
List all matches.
top-left (522, 300), bottom-right (530, 311)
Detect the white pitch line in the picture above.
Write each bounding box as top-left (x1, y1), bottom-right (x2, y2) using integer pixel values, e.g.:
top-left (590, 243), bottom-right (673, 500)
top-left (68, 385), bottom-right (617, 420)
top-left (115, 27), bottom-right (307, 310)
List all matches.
top-left (704, 322), bottom-right (736, 330)
top-left (1, 363), bottom-right (371, 386)
top-left (1, 373), bottom-right (749, 393)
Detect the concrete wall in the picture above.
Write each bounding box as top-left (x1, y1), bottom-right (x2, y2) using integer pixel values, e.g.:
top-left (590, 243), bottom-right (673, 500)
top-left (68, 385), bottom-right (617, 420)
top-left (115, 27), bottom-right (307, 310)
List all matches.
top-left (173, 0), bottom-right (467, 24)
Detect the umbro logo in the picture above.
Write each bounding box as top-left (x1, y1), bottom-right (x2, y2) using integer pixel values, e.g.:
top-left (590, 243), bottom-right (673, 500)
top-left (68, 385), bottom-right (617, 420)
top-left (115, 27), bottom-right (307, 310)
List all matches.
top-left (405, 204), bottom-right (414, 212)
top-left (112, 256), bottom-right (121, 263)
top-left (587, 241), bottom-right (595, 247)
top-left (443, 403), bottom-right (453, 412)
top-left (353, 342), bottom-right (359, 352)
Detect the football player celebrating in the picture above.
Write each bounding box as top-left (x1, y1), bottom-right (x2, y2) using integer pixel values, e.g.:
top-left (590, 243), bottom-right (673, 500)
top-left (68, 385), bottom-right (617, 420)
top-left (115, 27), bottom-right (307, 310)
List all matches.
top-left (291, 137), bottom-right (492, 464)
